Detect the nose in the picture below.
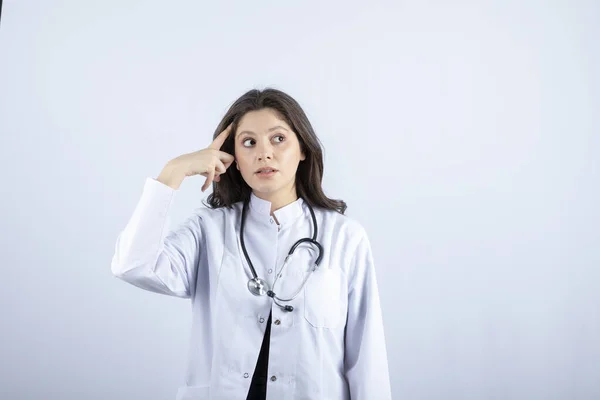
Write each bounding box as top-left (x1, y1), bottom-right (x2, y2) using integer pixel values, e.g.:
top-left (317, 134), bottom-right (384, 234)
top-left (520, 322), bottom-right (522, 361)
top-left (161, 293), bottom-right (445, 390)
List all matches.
top-left (257, 142), bottom-right (273, 161)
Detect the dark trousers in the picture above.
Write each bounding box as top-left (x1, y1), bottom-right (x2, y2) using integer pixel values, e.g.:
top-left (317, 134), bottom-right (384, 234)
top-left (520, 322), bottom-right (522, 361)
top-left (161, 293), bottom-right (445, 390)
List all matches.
top-left (246, 311), bottom-right (272, 400)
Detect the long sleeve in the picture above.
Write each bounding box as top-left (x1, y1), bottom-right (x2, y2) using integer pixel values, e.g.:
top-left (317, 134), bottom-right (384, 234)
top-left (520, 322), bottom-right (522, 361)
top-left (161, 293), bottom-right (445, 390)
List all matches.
top-left (344, 230), bottom-right (392, 399)
top-left (110, 177), bottom-right (202, 298)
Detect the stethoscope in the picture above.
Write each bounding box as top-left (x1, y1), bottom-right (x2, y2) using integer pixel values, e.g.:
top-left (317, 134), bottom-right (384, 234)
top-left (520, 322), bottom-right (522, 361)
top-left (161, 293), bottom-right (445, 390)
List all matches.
top-left (240, 197), bottom-right (323, 312)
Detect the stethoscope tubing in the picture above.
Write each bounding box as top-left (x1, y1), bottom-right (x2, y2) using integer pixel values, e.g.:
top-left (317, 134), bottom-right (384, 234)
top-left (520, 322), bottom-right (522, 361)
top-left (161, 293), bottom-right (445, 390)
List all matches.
top-left (240, 197), bottom-right (323, 304)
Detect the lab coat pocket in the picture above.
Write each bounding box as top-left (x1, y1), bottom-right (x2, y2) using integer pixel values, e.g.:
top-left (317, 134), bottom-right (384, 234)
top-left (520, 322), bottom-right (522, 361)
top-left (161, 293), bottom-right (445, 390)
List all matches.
top-left (303, 267), bottom-right (348, 329)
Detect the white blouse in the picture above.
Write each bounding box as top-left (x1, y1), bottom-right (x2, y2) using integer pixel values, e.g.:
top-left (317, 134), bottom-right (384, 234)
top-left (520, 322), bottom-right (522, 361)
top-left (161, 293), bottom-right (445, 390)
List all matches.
top-left (111, 177), bottom-right (392, 400)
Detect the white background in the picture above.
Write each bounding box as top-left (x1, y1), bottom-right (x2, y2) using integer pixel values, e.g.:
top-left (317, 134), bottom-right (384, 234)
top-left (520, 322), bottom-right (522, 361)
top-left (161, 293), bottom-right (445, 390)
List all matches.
top-left (0, 0), bottom-right (598, 399)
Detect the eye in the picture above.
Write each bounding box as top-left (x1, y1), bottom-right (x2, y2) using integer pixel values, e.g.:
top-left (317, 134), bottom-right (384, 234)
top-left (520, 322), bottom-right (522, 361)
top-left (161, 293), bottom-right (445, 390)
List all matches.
top-left (273, 135), bottom-right (285, 143)
top-left (242, 138), bottom-right (255, 147)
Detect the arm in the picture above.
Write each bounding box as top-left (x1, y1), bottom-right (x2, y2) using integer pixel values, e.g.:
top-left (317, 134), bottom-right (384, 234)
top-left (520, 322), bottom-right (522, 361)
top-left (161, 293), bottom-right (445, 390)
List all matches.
top-left (344, 230), bottom-right (392, 399)
top-left (110, 177), bottom-right (202, 298)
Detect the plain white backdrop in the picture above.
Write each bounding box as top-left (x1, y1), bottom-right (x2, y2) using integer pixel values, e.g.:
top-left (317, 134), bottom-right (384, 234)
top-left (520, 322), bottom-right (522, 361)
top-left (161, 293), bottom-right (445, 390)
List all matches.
top-left (0, 0), bottom-right (598, 399)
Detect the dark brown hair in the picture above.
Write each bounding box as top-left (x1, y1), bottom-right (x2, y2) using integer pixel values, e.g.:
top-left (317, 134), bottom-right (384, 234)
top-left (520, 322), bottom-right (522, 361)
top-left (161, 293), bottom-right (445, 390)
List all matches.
top-left (204, 88), bottom-right (347, 214)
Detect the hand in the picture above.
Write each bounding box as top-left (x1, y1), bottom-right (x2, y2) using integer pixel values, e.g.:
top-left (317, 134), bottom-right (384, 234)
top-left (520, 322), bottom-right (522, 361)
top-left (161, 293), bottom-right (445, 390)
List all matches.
top-left (158, 123), bottom-right (235, 191)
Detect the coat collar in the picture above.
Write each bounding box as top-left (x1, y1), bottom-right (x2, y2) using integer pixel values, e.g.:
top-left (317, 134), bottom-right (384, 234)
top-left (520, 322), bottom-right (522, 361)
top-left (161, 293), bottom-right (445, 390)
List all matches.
top-left (248, 192), bottom-right (305, 228)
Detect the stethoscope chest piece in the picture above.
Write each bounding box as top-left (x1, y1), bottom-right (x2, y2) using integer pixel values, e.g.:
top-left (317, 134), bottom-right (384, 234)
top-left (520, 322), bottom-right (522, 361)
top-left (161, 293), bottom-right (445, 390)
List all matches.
top-left (241, 197), bottom-right (322, 311)
top-left (248, 277), bottom-right (269, 296)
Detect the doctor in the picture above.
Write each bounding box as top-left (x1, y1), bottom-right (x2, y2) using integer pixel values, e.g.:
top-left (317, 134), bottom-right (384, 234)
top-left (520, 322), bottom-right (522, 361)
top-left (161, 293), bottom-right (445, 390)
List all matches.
top-left (111, 88), bottom-right (392, 400)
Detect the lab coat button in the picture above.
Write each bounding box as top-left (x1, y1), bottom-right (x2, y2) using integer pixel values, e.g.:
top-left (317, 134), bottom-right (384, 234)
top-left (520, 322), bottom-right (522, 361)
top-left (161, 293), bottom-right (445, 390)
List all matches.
top-left (268, 269), bottom-right (273, 274)
top-left (244, 373), bottom-right (249, 378)
top-left (274, 319), bottom-right (281, 325)
top-left (270, 376), bottom-right (277, 382)
top-left (269, 218), bottom-right (274, 223)
top-left (259, 317), bottom-right (265, 323)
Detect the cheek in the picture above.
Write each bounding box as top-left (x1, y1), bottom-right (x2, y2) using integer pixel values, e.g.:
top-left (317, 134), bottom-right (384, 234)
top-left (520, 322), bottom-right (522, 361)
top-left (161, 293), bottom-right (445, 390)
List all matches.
top-left (280, 146), bottom-right (303, 164)
top-left (236, 158), bottom-right (253, 176)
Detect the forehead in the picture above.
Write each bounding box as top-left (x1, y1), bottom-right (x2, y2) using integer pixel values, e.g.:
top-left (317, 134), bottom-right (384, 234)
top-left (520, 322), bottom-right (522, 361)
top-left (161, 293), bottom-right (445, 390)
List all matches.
top-left (236, 108), bottom-right (291, 136)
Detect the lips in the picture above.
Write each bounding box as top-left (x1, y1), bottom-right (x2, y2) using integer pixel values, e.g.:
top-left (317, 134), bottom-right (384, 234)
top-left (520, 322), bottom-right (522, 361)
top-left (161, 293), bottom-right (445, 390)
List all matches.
top-left (255, 167), bottom-right (278, 174)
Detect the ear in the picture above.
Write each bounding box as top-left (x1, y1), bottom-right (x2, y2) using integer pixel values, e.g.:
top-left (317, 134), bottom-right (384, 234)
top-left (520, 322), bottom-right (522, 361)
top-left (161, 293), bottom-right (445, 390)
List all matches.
top-left (235, 159), bottom-right (240, 170)
top-left (300, 151), bottom-right (306, 161)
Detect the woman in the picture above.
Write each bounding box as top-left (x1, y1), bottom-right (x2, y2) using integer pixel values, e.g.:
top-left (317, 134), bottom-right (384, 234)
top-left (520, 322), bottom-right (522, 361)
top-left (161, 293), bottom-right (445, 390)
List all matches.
top-left (111, 88), bottom-right (391, 400)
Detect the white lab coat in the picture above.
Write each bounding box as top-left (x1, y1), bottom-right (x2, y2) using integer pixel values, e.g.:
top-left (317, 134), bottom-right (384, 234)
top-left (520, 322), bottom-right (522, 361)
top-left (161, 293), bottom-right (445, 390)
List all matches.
top-left (111, 177), bottom-right (392, 400)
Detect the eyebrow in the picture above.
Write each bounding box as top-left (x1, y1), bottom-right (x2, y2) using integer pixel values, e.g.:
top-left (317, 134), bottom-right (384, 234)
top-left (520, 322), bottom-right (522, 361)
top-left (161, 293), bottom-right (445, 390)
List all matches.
top-left (236, 125), bottom-right (289, 138)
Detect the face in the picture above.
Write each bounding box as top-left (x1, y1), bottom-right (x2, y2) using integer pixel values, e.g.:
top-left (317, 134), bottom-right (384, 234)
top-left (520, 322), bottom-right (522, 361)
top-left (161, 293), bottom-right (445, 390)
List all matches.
top-left (234, 108), bottom-right (306, 204)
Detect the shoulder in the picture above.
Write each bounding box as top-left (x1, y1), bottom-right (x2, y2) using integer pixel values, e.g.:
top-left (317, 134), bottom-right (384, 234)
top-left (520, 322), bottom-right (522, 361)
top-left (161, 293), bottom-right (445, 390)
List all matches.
top-left (186, 201), bottom-right (243, 226)
top-left (316, 207), bottom-right (369, 247)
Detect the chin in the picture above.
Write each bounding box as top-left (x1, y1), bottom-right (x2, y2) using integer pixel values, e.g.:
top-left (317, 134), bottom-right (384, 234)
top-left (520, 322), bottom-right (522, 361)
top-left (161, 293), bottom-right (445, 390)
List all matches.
top-left (246, 174), bottom-right (293, 197)
top-left (251, 185), bottom-right (279, 196)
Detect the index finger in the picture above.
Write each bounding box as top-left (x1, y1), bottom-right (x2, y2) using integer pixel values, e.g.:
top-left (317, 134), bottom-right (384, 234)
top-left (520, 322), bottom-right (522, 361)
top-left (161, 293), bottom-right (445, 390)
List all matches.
top-left (208, 122), bottom-right (233, 150)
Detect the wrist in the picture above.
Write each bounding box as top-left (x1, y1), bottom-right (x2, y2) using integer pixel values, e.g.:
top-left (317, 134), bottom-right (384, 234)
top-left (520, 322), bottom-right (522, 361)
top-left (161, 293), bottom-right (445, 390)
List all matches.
top-left (157, 162), bottom-right (184, 190)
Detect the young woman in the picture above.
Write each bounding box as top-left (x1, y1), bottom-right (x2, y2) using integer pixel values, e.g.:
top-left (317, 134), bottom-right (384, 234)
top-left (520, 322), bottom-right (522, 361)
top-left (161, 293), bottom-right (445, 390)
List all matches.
top-left (111, 88), bottom-right (391, 400)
